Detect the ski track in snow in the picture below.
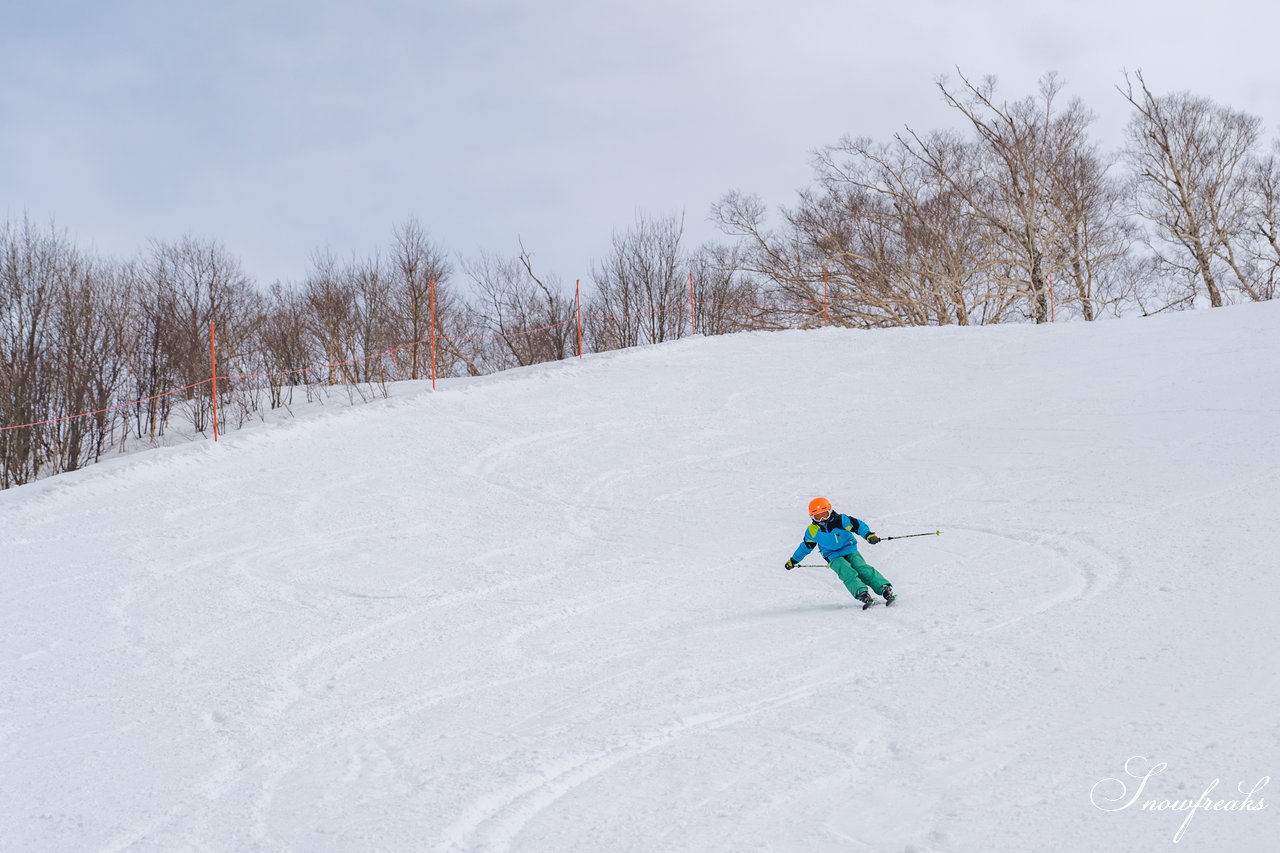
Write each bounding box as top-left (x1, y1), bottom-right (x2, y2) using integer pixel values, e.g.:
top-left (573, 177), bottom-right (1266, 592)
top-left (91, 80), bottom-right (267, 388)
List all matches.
top-left (3, 304), bottom-right (1280, 852)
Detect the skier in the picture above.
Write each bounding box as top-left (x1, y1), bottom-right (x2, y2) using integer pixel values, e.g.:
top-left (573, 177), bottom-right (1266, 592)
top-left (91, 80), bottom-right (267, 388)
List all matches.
top-left (784, 497), bottom-right (895, 608)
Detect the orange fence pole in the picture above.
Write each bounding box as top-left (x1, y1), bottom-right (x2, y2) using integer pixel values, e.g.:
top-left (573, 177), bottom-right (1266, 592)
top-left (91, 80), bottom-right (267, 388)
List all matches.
top-left (429, 278), bottom-right (437, 390)
top-left (689, 272), bottom-right (695, 335)
top-left (822, 268), bottom-right (828, 328)
top-left (576, 279), bottom-right (583, 359)
top-left (209, 321), bottom-right (219, 442)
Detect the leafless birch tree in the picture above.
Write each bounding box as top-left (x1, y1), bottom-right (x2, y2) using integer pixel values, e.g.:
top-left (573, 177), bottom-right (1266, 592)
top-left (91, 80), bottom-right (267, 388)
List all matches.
top-left (1241, 140), bottom-right (1280, 301)
top-left (902, 71), bottom-right (1100, 323)
top-left (1121, 71), bottom-right (1264, 308)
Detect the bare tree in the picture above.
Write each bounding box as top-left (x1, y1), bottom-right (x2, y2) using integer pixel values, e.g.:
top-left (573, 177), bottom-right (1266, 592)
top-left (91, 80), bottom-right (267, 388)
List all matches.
top-left (462, 242), bottom-right (573, 371)
top-left (902, 71), bottom-right (1099, 323)
top-left (1243, 140), bottom-right (1280, 301)
top-left (713, 75), bottom-right (1112, 330)
top-left (715, 134), bottom-right (1017, 328)
top-left (1121, 71), bottom-right (1264, 307)
top-left (1048, 146), bottom-right (1137, 320)
top-left (0, 217), bottom-right (133, 485)
top-left (802, 135), bottom-right (1008, 326)
top-left (349, 254), bottom-right (395, 387)
top-left (131, 236), bottom-right (259, 437)
top-left (0, 217), bottom-right (67, 485)
top-left (587, 212), bottom-right (688, 351)
top-left (389, 218), bottom-right (455, 379)
top-left (257, 282), bottom-right (315, 408)
top-left (687, 242), bottom-right (766, 336)
top-left (302, 250), bottom-right (361, 386)
top-left (47, 257), bottom-right (133, 471)
top-left (711, 190), bottom-right (823, 329)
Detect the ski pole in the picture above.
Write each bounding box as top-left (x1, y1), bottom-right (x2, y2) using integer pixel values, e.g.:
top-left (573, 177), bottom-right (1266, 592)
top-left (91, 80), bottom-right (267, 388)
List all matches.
top-left (881, 530), bottom-right (941, 541)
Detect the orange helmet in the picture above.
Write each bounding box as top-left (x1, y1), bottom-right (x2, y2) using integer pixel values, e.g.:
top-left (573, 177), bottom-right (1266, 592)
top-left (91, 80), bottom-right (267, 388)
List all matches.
top-left (808, 497), bottom-right (832, 520)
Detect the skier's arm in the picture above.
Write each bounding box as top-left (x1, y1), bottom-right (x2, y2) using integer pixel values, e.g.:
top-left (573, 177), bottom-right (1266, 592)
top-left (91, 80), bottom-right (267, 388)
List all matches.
top-left (848, 516), bottom-right (880, 543)
top-left (784, 529), bottom-right (818, 568)
top-left (790, 540), bottom-right (816, 563)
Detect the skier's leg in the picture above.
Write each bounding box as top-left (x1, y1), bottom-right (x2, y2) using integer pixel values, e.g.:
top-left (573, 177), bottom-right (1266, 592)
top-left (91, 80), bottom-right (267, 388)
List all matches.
top-left (848, 551), bottom-right (892, 595)
top-left (827, 555), bottom-right (870, 599)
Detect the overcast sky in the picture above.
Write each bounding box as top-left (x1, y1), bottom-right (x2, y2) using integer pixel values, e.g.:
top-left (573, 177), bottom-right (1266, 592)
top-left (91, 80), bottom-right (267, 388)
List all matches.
top-left (3, 0), bottom-right (1278, 287)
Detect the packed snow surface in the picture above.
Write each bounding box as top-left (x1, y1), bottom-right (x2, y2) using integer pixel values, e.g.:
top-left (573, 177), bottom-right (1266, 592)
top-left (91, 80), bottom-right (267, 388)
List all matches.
top-left (3, 303), bottom-right (1279, 852)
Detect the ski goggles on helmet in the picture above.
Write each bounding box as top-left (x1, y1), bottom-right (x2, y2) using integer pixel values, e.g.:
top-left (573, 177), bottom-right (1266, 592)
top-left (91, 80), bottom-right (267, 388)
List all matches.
top-left (808, 497), bottom-right (833, 522)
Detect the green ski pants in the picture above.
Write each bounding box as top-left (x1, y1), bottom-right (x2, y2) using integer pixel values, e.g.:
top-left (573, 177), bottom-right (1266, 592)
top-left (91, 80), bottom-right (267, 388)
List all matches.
top-left (828, 551), bottom-right (891, 599)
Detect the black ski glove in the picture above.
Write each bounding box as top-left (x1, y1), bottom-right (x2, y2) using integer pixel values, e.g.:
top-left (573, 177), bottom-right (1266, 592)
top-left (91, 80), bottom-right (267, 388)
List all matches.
top-left (784, 558), bottom-right (797, 570)
top-left (866, 533), bottom-right (881, 544)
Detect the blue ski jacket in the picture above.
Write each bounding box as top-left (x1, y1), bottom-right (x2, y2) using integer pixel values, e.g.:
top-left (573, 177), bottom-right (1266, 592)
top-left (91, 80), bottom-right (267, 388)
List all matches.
top-left (791, 512), bottom-right (873, 563)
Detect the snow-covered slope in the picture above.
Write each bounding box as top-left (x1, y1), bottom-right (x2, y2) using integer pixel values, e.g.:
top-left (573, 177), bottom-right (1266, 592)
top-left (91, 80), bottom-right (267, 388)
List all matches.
top-left (3, 304), bottom-right (1279, 853)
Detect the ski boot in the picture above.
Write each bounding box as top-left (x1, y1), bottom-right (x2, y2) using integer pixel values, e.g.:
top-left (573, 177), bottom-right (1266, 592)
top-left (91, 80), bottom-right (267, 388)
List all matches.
top-left (880, 584), bottom-right (896, 606)
top-left (855, 590), bottom-right (876, 610)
